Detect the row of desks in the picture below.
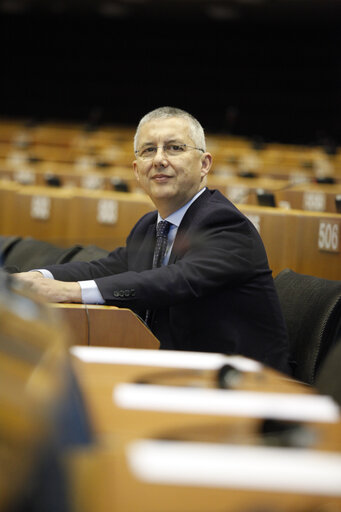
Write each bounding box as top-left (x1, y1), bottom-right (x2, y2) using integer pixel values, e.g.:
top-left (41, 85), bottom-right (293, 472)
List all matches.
top-left (55, 303), bottom-right (341, 510)
top-left (209, 174), bottom-right (341, 214)
top-left (240, 204), bottom-right (341, 279)
top-left (0, 181), bottom-right (153, 250)
top-left (1, 180), bottom-right (340, 279)
top-left (1, 118), bottom-right (341, 178)
top-left (1, 161), bottom-right (341, 214)
top-left (45, 304), bottom-right (341, 511)
top-left (69, 343), bottom-right (341, 512)
top-left (2, 270), bottom-right (341, 511)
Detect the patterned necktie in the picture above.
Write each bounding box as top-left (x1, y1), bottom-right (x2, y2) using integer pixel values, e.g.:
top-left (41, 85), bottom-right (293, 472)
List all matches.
top-left (145, 220), bottom-right (171, 325)
top-left (152, 220), bottom-right (171, 268)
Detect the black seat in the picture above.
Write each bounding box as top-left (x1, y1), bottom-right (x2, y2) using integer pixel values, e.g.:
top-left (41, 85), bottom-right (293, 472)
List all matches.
top-left (1, 236), bottom-right (109, 272)
top-left (274, 268), bottom-right (341, 385)
top-left (315, 340), bottom-right (341, 406)
top-left (68, 244), bottom-right (109, 262)
top-left (2, 238), bottom-right (82, 272)
top-left (0, 235), bottom-right (22, 265)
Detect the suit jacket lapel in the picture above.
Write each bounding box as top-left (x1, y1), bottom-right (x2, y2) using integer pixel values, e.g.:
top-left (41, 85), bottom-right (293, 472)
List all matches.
top-left (130, 218), bottom-right (157, 272)
top-left (142, 223), bottom-right (157, 270)
top-left (168, 189), bottom-right (210, 264)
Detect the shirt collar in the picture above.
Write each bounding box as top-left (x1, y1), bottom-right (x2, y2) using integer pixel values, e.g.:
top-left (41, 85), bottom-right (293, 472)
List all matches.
top-left (157, 188), bottom-right (206, 227)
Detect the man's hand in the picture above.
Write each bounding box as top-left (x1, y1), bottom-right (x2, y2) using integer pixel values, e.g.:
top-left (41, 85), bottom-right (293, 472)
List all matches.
top-left (13, 271), bottom-right (45, 281)
top-left (13, 273), bottom-right (82, 303)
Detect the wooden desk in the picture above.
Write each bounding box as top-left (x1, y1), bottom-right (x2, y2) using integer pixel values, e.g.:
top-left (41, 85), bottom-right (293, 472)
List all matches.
top-left (10, 185), bottom-right (75, 246)
top-left (106, 435), bottom-right (341, 512)
top-left (67, 346), bottom-right (341, 512)
top-left (240, 204), bottom-right (341, 280)
top-left (207, 175), bottom-right (289, 205)
top-left (276, 182), bottom-right (341, 213)
top-left (71, 347), bottom-right (332, 440)
top-left (49, 304), bottom-right (159, 350)
top-left (0, 158), bottom-right (144, 193)
top-left (67, 189), bottom-right (154, 249)
top-left (33, 163), bottom-right (140, 192)
top-left (0, 180), bottom-right (20, 235)
top-left (0, 184), bottom-right (153, 249)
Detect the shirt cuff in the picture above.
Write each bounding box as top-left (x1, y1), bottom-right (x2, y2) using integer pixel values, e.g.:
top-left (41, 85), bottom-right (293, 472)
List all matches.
top-left (78, 280), bottom-right (105, 304)
top-left (31, 269), bottom-right (54, 279)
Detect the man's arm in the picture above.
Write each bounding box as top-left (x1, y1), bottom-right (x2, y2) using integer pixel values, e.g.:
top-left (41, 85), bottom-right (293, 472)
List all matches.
top-left (11, 213), bottom-right (148, 305)
top-left (12, 242), bottom-right (131, 304)
top-left (13, 272), bottom-right (82, 303)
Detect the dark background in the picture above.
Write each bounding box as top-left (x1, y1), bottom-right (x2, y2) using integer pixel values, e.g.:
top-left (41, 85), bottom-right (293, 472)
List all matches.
top-left (1, 0), bottom-right (341, 145)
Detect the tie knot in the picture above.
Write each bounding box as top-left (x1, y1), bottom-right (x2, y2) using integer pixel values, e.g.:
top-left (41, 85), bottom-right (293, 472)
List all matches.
top-left (156, 220), bottom-right (171, 238)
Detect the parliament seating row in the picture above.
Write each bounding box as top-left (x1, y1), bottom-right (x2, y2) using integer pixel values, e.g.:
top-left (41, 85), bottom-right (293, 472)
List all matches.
top-left (0, 158), bottom-right (141, 192)
top-left (208, 174), bottom-right (341, 213)
top-left (239, 204), bottom-right (341, 280)
top-left (69, 344), bottom-right (341, 512)
top-left (0, 182), bottom-right (154, 250)
top-left (0, 140), bottom-right (134, 167)
top-left (1, 180), bottom-right (340, 279)
top-left (1, 118), bottom-right (341, 183)
top-left (276, 181), bottom-right (341, 213)
top-left (0, 161), bottom-right (293, 200)
top-left (2, 152), bottom-right (341, 214)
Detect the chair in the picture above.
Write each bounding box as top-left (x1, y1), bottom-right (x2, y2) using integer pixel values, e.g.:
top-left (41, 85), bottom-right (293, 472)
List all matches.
top-left (3, 238), bottom-right (82, 272)
top-left (274, 268), bottom-right (341, 385)
top-left (68, 244), bottom-right (109, 262)
top-left (315, 340), bottom-right (341, 406)
top-left (2, 237), bottom-right (110, 272)
top-left (0, 235), bottom-right (22, 265)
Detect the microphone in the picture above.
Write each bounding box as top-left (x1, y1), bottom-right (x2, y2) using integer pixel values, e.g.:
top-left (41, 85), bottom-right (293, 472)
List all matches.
top-left (216, 364), bottom-right (243, 389)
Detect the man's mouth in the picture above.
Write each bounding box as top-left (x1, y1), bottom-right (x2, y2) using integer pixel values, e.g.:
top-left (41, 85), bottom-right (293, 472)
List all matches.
top-left (152, 174), bottom-right (172, 182)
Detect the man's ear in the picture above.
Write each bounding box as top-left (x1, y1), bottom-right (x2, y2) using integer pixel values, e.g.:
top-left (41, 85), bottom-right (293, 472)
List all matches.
top-left (133, 160), bottom-right (140, 181)
top-left (200, 152), bottom-right (212, 179)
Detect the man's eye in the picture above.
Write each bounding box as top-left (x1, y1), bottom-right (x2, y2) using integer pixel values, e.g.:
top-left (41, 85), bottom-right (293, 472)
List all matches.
top-left (168, 144), bottom-right (185, 152)
top-left (141, 147), bottom-right (156, 156)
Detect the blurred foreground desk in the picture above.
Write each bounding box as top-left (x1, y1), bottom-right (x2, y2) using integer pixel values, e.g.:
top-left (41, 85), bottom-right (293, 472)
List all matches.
top-left (48, 304), bottom-right (159, 349)
top-left (67, 347), bottom-right (341, 512)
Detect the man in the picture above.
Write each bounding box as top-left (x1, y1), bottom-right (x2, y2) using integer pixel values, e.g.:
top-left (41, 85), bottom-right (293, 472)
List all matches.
top-left (15, 107), bottom-right (291, 373)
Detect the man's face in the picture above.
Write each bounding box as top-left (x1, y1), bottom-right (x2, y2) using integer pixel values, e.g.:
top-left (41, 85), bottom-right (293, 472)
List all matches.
top-left (133, 117), bottom-right (212, 216)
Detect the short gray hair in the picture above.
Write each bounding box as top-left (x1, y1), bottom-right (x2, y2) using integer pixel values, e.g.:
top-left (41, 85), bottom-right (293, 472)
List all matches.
top-left (134, 106), bottom-right (206, 153)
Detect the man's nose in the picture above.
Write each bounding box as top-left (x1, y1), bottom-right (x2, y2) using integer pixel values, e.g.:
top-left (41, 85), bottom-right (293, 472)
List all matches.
top-left (153, 146), bottom-right (168, 166)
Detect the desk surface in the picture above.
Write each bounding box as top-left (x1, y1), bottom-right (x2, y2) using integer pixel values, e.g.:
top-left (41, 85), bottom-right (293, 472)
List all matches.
top-left (48, 304), bottom-right (160, 350)
top-left (67, 346), bottom-right (341, 512)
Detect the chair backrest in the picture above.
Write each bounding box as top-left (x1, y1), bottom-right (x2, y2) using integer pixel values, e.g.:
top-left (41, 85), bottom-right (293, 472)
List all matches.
top-left (1, 236), bottom-right (109, 272)
top-left (274, 268), bottom-right (341, 385)
top-left (315, 340), bottom-right (341, 406)
top-left (3, 237), bottom-right (82, 272)
top-left (68, 244), bottom-right (109, 262)
top-left (0, 235), bottom-right (22, 265)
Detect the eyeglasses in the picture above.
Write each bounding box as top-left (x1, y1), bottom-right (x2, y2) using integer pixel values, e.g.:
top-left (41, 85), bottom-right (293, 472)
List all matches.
top-left (135, 143), bottom-right (204, 160)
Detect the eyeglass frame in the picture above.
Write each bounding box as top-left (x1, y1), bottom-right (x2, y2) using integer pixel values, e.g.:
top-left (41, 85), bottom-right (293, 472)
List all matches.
top-left (134, 143), bottom-right (205, 160)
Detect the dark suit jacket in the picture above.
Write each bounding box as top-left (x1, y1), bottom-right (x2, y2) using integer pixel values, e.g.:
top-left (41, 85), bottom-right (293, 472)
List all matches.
top-left (46, 189), bottom-right (290, 374)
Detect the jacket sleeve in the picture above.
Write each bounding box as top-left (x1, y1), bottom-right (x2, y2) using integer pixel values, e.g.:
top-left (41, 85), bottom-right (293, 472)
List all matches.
top-left (94, 208), bottom-right (269, 309)
top-left (44, 245), bottom-right (129, 282)
top-left (43, 209), bottom-right (156, 282)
